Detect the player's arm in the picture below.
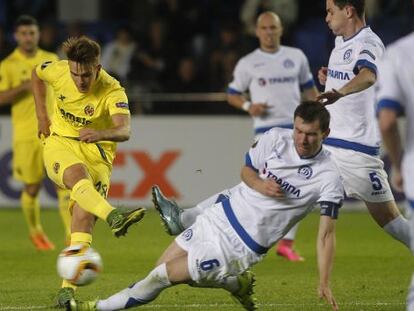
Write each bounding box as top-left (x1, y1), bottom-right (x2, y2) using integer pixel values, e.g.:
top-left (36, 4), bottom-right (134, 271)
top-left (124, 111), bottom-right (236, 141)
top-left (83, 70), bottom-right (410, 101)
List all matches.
top-left (0, 81), bottom-right (32, 106)
top-left (317, 205), bottom-right (338, 311)
top-left (31, 68), bottom-right (51, 137)
top-left (79, 113), bottom-right (131, 143)
top-left (227, 93), bottom-right (268, 117)
top-left (378, 108), bottom-right (403, 191)
top-left (301, 85), bottom-right (319, 101)
top-left (241, 165), bottom-right (284, 198)
top-left (317, 67), bottom-right (376, 105)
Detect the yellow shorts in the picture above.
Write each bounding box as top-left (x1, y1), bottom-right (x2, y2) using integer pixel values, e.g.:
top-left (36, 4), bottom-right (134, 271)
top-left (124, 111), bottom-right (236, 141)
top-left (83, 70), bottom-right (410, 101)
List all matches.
top-left (13, 139), bottom-right (45, 184)
top-left (43, 135), bottom-right (112, 197)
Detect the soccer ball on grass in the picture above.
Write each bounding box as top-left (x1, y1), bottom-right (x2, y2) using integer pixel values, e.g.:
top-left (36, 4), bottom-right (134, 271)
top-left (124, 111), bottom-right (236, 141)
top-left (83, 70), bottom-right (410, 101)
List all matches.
top-left (57, 244), bottom-right (103, 286)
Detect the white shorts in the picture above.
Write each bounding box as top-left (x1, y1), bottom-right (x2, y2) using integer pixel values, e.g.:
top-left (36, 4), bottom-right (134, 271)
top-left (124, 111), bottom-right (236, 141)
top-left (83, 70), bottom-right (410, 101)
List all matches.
top-left (175, 204), bottom-right (263, 284)
top-left (325, 146), bottom-right (394, 203)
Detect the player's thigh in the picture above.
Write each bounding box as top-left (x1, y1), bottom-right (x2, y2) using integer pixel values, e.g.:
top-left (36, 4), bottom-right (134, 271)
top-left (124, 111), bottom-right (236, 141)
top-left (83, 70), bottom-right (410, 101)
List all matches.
top-left (327, 147), bottom-right (394, 203)
top-left (175, 212), bottom-right (261, 284)
top-left (12, 140), bottom-right (45, 184)
top-left (43, 136), bottom-right (85, 188)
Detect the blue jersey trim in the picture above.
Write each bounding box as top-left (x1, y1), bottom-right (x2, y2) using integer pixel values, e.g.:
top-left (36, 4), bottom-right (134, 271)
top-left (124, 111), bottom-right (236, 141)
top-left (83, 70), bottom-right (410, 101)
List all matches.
top-left (343, 25), bottom-right (370, 42)
top-left (300, 79), bottom-right (315, 91)
top-left (255, 124), bottom-right (293, 134)
top-left (376, 99), bottom-right (404, 116)
top-left (245, 153), bottom-right (259, 172)
top-left (227, 87), bottom-right (242, 95)
top-left (215, 193), bottom-right (229, 204)
top-left (222, 199), bottom-right (269, 255)
top-left (323, 138), bottom-right (380, 156)
top-left (353, 59), bottom-right (377, 76)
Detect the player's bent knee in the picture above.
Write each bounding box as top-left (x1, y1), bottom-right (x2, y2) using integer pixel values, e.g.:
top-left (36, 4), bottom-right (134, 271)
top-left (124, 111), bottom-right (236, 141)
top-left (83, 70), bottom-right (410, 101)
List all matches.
top-left (63, 164), bottom-right (91, 189)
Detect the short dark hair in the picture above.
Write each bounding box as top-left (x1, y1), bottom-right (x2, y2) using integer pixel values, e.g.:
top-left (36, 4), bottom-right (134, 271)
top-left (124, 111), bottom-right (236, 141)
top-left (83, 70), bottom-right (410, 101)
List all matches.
top-left (333, 0), bottom-right (365, 19)
top-left (294, 101), bottom-right (330, 132)
top-left (14, 15), bottom-right (38, 30)
top-left (62, 36), bottom-right (100, 65)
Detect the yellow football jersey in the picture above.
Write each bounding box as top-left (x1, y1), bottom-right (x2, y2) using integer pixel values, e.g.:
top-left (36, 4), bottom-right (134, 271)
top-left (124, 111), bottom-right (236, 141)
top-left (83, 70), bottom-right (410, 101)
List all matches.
top-left (0, 48), bottom-right (58, 142)
top-left (35, 60), bottom-right (130, 160)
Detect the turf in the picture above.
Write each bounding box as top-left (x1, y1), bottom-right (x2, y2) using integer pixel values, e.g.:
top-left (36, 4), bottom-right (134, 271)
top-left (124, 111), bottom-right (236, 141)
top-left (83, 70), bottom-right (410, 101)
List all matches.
top-left (0, 207), bottom-right (411, 310)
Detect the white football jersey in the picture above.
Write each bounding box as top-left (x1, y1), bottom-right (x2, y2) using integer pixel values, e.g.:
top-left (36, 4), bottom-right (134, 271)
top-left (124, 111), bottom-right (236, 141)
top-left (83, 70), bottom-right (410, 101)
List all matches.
top-left (324, 26), bottom-right (384, 156)
top-left (222, 128), bottom-right (344, 253)
top-left (228, 47), bottom-right (315, 134)
top-left (376, 32), bottom-right (414, 198)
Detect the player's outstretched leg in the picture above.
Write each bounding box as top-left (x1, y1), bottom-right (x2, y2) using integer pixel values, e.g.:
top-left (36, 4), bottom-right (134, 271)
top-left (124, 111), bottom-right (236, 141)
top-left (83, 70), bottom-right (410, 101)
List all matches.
top-left (152, 185), bottom-right (184, 235)
top-left (56, 287), bottom-right (75, 308)
top-left (68, 299), bottom-right (97, 311)
top-left (107, 206), bottom-right (146, 237)
top-left (230, 270), bottom-right (257, 311)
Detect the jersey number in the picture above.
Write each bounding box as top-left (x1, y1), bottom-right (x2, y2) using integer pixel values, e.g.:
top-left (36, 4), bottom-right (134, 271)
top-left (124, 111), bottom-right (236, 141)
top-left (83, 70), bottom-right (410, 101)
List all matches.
top-left (369, 172), bottom-right (383, 191)
top-left (200, 259), bottom-right (220, 271)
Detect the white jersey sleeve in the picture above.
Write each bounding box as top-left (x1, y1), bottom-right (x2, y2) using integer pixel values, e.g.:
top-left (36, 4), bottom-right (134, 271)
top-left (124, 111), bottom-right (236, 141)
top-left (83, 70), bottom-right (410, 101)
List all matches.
top-left (228, 58), bottom-right (251, 93)
top-left (298, 50), bottom-right (314, 88)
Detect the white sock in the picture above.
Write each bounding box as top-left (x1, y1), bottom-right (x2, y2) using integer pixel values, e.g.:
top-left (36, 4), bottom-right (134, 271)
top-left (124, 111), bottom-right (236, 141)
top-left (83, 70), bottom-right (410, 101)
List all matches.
top-left (383, 215), bottom-right (410, 248)
top-left (282, 223), bottom-right (299, 240)
top-left (181, 189), bottom-right (232, 229)
top-left (97, 263), bottom-right (171, 310)
top-left (407, 273), bottom-right (414, 311)
top-left (189, 275), bottom-right (240, 293)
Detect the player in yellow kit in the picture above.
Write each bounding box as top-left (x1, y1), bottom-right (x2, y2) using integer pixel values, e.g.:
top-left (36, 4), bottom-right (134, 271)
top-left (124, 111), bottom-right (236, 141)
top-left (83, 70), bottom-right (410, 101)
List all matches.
top-left (32, 36), bottom-right (146, 307)
top-left (0, 15), bottom-right (71, 250)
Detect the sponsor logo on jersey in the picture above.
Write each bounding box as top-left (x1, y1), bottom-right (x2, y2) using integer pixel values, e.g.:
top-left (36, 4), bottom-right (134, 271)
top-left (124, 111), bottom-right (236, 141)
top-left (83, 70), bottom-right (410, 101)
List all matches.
top-left (60, 108), bottom-right (92, 126)
top-left (297, 165), bottom-right (313, 179)
top-left (265, 170), bottom-right (301, 197)
top-left (41, 61), bottom-right (52, 70)
top-left (283, 59), bottom-right (294, 68)
top-left (343, 49), bottom-right (353, 63)
top-left (53, 162), bottom-right (60, 174)
top-left (359, 49), bottom-right (376, 60)
top-left (116, 102), bottom-right (129, 109)
top-left (58, 94), bottom-right (66, 102)
top-left (327, 69), bottom-right (351, 80)
top-left (84, 104), bottom-right (95, 116)
top-left (182, 228), bottom-right (193, 241)
top-left (258, 78), bottom-right (266, 86)
top-left (254, 62), bottom-right (265, 68)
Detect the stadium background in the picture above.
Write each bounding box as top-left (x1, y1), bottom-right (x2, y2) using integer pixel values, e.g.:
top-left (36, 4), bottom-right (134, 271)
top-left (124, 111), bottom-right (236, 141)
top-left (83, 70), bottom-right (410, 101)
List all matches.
top-left (0, 0), bottom-right (412, 207)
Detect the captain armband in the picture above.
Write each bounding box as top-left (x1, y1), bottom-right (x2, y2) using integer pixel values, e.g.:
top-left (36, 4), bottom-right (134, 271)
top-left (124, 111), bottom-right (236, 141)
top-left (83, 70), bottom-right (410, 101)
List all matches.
top-left (319, 201), bottom-right (341, 219)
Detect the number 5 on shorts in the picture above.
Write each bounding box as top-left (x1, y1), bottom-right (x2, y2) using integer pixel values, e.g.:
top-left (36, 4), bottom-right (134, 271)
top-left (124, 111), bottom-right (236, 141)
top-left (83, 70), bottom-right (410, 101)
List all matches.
top-left (369, 172), bottom-right (383, 191)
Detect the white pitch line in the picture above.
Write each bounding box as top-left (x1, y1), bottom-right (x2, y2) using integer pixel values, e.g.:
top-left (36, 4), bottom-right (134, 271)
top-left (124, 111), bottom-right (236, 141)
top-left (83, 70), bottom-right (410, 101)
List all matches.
top-left (0, 301), bottom-right (405, 310)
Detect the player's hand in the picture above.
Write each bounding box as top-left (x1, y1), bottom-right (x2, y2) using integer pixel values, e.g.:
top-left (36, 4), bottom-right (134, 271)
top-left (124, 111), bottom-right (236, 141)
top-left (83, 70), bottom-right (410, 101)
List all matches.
top-left (318, 66), bottom-right (328, 86)
top-left (249, 103), bottom-right (270, 117)
top-left (21, 80), bottom-right (32, 92)
top-left (38, 118), bottom-right (51, 138)
top-left (257, 179), bottom-right (285, 198)
top-left (318, 284), bottom-right (338, 310)
top-left (317, 89), bottom-right (344, 106)
top-left (391, 167), bottom-right (404, 193)
top-left (79, 128), bottom-right (103, 143)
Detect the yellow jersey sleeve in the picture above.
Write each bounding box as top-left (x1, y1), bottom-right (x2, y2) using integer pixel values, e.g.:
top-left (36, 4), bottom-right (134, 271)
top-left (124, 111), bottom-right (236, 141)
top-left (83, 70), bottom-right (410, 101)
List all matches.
top-left (106, 89), bottom-right (130, 116)
top-left (35, 59), bottom-right (65, 87)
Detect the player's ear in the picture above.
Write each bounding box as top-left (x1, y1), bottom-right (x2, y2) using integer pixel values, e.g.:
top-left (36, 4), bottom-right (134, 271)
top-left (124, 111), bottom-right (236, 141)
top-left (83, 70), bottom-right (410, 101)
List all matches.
top-left (322, 128), bottom-right (330, 140)
top-left (96, 64), bottom-right (102, 72)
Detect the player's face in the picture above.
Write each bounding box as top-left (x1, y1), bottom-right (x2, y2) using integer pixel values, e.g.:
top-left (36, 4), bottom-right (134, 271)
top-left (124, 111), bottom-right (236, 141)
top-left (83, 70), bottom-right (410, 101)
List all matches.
top-left (14, 25), bottom-right (39, 54)
top-left (293, 117), bottom-right (329, 157)
top-left (255, 13), bottom-right (283, 52)
top-left (68, 61), bottom-right (101, 93)
top-left (325, 0), bottom-right (348, 36)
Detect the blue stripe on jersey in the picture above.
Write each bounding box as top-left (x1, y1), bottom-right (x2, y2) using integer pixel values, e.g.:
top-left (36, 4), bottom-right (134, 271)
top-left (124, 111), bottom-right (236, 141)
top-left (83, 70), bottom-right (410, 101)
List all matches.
top-left (245, 152), bottom-right (259, 172)
top-left (408, 200), bottom-right (414, 210)
top-left (376, 99), bottom-right (404, 116)
top-left (323, 138), bottom-right (380, 156)
top-left (255, 124), bottom-right (293, 134)
top-left (215, 193), bottom-right (229, 204)
top-left (227, 87), bottom-right (242, 95)
top-left (359, 49), bottom-right (376, 60)
top-left (353, 59), bottom-right (378, 76)
top-left (300, 79), bottom-right (315, 91)
top-left (221, 199), bottom-right (269, 254)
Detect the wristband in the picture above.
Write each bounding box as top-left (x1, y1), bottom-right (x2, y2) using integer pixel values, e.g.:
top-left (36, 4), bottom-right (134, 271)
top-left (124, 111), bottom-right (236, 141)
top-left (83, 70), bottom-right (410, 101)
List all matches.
top-left (241, 101), bottom-right (251, 112)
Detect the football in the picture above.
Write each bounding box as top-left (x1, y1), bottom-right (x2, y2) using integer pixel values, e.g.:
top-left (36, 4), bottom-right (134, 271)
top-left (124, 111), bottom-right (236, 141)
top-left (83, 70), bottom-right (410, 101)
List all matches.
top-left (57, 244), bottom-right (103, 286)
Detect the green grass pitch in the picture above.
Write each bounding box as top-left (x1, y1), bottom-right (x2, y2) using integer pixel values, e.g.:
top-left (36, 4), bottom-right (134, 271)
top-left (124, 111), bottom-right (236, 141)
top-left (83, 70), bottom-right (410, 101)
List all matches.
top-left (0, 207), bottom-right (411, 310)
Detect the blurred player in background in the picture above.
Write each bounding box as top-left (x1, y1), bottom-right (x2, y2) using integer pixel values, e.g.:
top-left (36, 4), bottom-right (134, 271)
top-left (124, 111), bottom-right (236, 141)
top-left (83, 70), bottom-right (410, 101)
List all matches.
top-left (158, 11), bottom-right (320, 262)
top-left (0, 15), bottom-right (71, 250)
top-left (69, 102), bottom-right (342, 311)
top-left (31, 36), bottom-right (145, 308)
top-left (317, 0), bottom-right (410, 248)
top-left (375, 28), bottom-right (414, 310)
